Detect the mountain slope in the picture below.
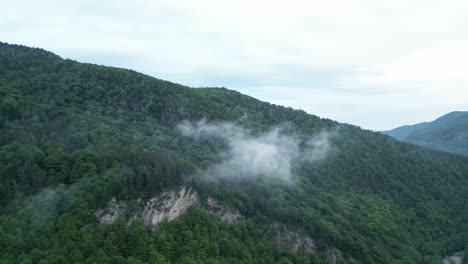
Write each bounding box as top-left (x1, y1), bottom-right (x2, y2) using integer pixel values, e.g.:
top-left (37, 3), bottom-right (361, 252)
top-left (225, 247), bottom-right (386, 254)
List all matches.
top-left (384, 112), bottom-right (468, 156)
top-left (1, 42), bottom-right (468, 264)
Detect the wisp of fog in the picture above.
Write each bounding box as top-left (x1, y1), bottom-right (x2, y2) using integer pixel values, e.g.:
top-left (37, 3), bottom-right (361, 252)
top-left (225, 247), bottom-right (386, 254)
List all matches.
top-left (177, 119), bottom-right (333, 182)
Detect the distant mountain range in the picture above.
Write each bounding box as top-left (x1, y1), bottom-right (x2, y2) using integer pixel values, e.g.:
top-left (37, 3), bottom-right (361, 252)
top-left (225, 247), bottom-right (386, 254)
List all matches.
top-left (383, 111), bottom-right (468, 156)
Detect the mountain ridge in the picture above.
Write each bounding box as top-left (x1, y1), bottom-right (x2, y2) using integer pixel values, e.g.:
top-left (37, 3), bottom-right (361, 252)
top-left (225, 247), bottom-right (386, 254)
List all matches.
top-left (384, 111), bottom-right (468, 156)
top-left (1, 41), bottom-right (467, 264)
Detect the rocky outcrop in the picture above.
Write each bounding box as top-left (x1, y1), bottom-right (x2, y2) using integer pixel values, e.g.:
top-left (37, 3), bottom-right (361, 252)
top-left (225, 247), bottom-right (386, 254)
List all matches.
top-left (140, 187), bottom-right (199, 226)
top-left (327, 248), bottom-right (344, 264)
top-left (443, 251), bottom-right (464, 264)
top-left (96, 187), bottom-right (198, 227)
top-left (96, 197), bottom-right (127, 224)
top-left (96, 187), bottom-right (243, 227)
top-left (206, 197), bottom-right (242, 223)
top-left (270, 224), bottom-right (316, 254)
top-left (326, 248), bottom-right (359, 264)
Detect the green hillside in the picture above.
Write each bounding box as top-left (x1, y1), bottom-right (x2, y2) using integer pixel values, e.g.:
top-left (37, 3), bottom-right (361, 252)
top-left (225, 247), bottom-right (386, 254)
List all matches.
top-left (1, 42), bottom-right (467, 264)
top-left (384, 112), bottom-right (468, 156)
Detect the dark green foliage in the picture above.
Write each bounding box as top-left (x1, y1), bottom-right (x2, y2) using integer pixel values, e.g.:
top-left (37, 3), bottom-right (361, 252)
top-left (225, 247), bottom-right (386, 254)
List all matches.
top-left (0, 41), bottom-right (467, 263)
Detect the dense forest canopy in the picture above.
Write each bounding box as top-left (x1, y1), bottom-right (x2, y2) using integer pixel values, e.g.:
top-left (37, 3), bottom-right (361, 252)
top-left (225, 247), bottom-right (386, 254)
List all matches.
top-left (0, 42), bottom-right (467, 264)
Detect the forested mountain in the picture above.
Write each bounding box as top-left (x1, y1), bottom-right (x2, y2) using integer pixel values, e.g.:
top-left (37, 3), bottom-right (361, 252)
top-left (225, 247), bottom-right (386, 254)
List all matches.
top-left (0, 41), bottom-right (467, 264)
top-left (383, 112), bottom-right (468, 156)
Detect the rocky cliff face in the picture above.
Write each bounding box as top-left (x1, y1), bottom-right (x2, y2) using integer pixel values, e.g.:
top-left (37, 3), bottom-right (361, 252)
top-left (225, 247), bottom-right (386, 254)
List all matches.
top-left (97, 187), bottom-right (335, 259)
top-left (206, 197), bottom-right (242, 223)
top-left (443, 251), bottom-right (465, 264)
top-left (96, 186), bottom-right (199, 227)
top-left (96, 197), bottom-right (128, 225)
top-left (140, 187), bottom-right (199, 226)
top-left (270, 224), bottom-right (316, 254)
top-left (96, 186), bottom-right (243, 227)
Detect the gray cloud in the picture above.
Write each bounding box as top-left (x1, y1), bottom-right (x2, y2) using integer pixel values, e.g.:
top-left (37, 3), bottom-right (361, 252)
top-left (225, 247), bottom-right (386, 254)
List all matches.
top-left (177, 119), bottom-right (333, 182)
top-left (15, 184), bottom-right (79, 230)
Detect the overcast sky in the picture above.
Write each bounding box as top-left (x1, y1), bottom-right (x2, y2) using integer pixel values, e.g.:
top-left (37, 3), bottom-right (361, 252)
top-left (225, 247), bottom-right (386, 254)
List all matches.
top-left (2, 0), bottom-right (467, 130)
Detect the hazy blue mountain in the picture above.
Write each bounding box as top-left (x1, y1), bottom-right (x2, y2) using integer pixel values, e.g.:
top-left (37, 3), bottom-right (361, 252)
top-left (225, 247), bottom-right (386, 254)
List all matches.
top-left (384, 111), bottom-right (468, 156)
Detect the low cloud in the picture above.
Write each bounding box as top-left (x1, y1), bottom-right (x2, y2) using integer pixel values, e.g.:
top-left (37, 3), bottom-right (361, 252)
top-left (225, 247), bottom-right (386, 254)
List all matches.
top-left (15, 184), bottom-right (79, 230)
top-left (177, 119), bottom-right (333, 182)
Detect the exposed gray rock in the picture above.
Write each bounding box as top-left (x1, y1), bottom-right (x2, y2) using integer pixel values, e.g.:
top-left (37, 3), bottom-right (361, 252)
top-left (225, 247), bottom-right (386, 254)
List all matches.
top-left (140, 187), bottom-right (199, 226)
top-left (270, 224), bottom-right (316, 254)
top-left (96, 186), bottom-right (198, 227)
top-left (443, 251), bottom-right (464, 264)
top-left (326, 248), bottom-right (355, 264)
top-left (96, 187), bottom-right (244, 228)
top-left (206, 197), bottom-right (242, 223)
top-left (327, 248), bottom-right (342, 264)
top-left (96, 197), bottom-right (127, 224)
